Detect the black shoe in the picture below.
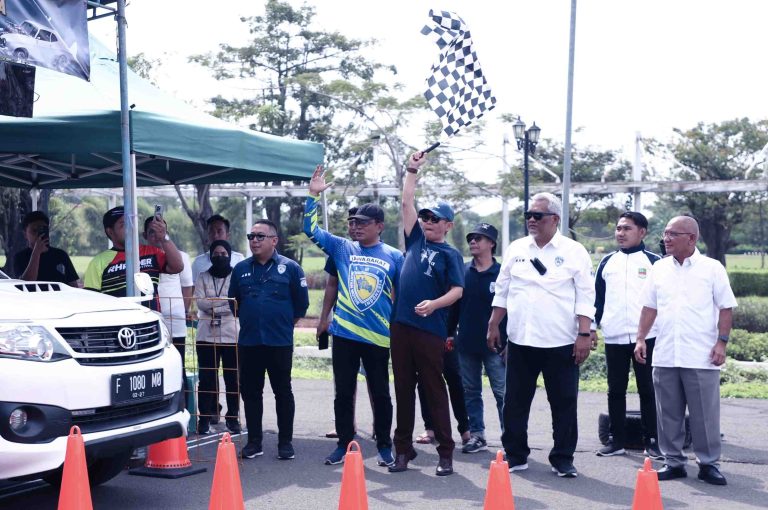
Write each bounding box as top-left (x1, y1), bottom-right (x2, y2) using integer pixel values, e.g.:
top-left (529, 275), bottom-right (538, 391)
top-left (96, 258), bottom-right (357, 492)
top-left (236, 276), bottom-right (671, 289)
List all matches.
top-left (277, 442), bottom-right (295, 460)
top-left (644, 440), bottom-right (664, 461)
top-left (436, 456), bottom-right (453, 476)
top-left (241, 442), bottom-right (263, 459)
top-left (698, 464), bottom-right (727, 486)
top-left (551, 462), bottom-right (578, 478)
top-left (388, 449), bottom-right (417, 473)
top-left (197, 419), bottom-right (211, 435)
top-left (657, 464), bottom-right (687, 481)
top-left (596, 442), bottom-right (625, 457)
top-left (226, 419), bottom-right (242, 434)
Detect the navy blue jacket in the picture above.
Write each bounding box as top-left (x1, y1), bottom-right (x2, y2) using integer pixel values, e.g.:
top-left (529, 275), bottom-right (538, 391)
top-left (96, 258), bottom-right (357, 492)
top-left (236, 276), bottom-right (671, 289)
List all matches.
top-left (228, 251), bottom-right (309, 347)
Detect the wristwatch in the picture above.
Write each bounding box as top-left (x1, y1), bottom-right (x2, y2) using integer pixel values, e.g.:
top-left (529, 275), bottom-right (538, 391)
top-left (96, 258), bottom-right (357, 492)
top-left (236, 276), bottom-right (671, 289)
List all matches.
top-left (717, 334), bottom-right (729, 343)
top-left (578, 332), bottom-right (591, 337)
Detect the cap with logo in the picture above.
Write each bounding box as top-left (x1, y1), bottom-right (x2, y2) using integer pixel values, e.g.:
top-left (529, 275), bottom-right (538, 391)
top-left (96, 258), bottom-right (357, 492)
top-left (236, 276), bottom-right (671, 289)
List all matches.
top-left (418, 200), bottom-right (455, 222)
top-left (466, 223), bottom-right (498, 243)
top-left (349, 203), bottom-right (384, 222)
top-left (103, 206), bottom-right (125, 230)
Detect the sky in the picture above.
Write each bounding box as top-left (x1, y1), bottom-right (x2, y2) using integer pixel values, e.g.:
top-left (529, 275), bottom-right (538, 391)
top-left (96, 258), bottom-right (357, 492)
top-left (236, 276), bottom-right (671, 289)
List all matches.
top-left (88, 0), bottom-right (768, 211)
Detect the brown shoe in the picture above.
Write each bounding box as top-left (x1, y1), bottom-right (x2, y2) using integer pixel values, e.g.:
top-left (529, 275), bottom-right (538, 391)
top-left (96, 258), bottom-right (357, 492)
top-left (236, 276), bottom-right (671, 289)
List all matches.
top-left (436, 456), bottom-right (453, 476)
top-left (388, 449), bottom-right (417, 473)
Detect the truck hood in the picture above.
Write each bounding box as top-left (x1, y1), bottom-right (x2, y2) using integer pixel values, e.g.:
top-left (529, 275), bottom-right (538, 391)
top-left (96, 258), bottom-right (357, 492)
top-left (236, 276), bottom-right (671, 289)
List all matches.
top-left (0, 280), bottom-right (148, 321)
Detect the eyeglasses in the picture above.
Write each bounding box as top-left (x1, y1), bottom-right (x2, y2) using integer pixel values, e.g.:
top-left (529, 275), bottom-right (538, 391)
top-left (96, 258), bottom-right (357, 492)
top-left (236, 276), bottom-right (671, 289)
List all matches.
top-left (662, 231), bottom-right (693, 239)
top-left (467, 234), bottom-right (487, 244)
top-left (347, 218), bottom-right (373, 227)
top-left (418, 213), bottom-right (443, 224)
top-left (246, 233), bottom-right (277, 242)
top-left (524, 211), bottom-right (557, 221)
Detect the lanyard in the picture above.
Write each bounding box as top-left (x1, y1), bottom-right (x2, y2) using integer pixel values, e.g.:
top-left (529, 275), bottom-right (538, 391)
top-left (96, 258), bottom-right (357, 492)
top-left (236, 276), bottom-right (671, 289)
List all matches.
top-left (213, 275), bottom-right (227, 297)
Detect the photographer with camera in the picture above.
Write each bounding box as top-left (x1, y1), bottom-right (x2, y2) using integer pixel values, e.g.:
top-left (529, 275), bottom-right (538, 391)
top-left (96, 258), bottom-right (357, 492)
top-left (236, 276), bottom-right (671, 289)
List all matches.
top-left (14, 211), bottom-right (78, 286)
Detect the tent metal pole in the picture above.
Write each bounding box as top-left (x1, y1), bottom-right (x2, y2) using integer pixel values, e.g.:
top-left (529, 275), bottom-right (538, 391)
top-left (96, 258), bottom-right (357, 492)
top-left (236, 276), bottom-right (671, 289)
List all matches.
top-left (561, 0), bottom-right (577, 235)
top-left (117, 0), bottom-right (138, 296)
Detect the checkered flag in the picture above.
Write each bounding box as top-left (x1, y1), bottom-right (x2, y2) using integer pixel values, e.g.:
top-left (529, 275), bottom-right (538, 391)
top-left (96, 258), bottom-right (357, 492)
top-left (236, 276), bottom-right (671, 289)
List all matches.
top-left (422, 10), bottom-right (497, 139)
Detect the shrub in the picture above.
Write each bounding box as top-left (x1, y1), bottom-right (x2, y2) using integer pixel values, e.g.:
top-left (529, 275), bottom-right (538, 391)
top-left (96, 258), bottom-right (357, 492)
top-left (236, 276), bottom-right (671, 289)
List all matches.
top-left (728, 270), bottom-right (768, 297)
top-left (579, 352), bottom-right (607, 380)
top-left (303, 270), bottom-right (328, 290)
top-left (728, 329), bottom-right (768, 362)
top-left (719, 360), bottom-right (768, 385)
top-left (733, 297), bottom-right (768, 332)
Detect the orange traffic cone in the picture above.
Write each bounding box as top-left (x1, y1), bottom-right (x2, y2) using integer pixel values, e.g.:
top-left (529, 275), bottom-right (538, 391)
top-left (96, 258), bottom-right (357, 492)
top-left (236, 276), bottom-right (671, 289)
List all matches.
top-left (338, 440), bottom-right (368, 510)
top-left (58, 426), bottom-right (93, 510)
top-left (483, 450), bottom-right (515, 510)
top-left (209, 433), bottom-right (244, 510)
top-left (129, 435), bottom-right (206, 479)
top-left (631, 458), bottom-right (663, 510)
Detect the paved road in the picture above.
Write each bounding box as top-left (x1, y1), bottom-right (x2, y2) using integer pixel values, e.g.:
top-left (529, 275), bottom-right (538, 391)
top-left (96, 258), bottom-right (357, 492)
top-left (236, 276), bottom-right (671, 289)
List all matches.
top-left (3, 380), bottom-right (767, 509)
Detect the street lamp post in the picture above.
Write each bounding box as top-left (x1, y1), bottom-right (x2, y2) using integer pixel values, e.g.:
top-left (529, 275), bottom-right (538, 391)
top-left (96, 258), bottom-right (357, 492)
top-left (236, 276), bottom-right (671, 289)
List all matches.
top-left (513, 118), bottom-right (541, 234)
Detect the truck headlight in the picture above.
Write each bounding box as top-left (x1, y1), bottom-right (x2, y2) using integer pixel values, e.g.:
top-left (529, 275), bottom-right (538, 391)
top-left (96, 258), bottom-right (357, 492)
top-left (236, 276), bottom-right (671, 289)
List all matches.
top-left (0, 324), bottom-right (70, 362)
top-left (158, 319), bottom-right (173, 348)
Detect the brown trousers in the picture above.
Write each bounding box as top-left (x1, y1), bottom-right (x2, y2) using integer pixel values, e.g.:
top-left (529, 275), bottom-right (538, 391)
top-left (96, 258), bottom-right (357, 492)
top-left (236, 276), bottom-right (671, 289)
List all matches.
top-left (391, 322), bottom-right (455, 458)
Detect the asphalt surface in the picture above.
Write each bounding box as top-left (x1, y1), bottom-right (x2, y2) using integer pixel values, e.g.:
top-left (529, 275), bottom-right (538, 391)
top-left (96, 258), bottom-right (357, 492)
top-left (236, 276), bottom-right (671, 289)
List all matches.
top-left (2, 379), bottom-right (767, 509)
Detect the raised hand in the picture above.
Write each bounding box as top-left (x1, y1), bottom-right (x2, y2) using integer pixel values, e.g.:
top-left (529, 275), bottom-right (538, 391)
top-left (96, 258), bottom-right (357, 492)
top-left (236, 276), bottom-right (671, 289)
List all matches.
top-left (309, 164), bottom-right (333, 195)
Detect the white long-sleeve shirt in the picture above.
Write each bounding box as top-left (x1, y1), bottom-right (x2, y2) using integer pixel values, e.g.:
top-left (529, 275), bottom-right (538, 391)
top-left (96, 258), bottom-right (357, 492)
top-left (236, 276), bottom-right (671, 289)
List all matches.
top-left (493, 231), bottom-right (596, 348)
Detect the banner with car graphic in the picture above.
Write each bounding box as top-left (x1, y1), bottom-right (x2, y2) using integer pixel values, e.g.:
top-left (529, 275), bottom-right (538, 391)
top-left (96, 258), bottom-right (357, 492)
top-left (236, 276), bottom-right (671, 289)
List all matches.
top-left (0, 0), bottom-right (89, 80)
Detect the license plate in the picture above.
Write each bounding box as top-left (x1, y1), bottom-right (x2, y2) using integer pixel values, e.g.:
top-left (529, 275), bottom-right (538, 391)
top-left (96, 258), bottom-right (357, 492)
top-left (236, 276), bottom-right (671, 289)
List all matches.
top-left (111, 369), bottom-right (164, 405)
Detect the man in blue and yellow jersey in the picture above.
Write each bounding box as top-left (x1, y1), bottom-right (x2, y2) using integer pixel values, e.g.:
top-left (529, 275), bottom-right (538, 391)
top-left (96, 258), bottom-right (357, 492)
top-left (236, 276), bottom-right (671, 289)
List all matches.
top-left (304, 165), bottom-right (404, 469)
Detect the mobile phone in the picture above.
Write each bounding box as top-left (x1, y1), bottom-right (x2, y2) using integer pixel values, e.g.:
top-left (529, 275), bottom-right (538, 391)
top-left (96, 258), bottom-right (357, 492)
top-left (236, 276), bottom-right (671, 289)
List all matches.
top-left (154, 204), bottom-right (163, 218)
top-left (318, 331), bottom-right (329, 350)
top-left (38, 225), bottom-right (49, 238)
top-left (530, 257), bottom-right (547, 275)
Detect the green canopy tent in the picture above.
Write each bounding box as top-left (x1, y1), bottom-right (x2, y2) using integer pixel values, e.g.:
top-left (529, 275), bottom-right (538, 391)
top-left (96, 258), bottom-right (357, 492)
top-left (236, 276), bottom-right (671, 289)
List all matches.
top-left (0, 37), bottom-right (323, 188)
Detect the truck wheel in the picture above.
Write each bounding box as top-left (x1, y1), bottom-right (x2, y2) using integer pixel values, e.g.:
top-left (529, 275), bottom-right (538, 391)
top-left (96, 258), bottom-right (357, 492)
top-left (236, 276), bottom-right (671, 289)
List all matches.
top-left (87, 450), bottom-right (132, 486)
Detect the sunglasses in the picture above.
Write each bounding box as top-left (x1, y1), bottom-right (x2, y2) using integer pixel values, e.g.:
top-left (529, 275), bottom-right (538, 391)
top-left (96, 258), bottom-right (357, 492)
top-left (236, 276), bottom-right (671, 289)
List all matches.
top-left (246, 233), bottom-right (277, 242)
top-left (467, 234), bottom-right (487, 244)
top-left (523, 211), bottom-right (557, 221)
top-left (347, 218), bottom-right (373, 226)
top-left (418, 213), bottom-right (443, 224)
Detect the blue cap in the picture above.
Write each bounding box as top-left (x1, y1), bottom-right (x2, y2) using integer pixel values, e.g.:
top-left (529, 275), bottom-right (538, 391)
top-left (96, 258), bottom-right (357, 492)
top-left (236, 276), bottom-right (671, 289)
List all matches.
top-left (419, 201), bottom-right (455, 222)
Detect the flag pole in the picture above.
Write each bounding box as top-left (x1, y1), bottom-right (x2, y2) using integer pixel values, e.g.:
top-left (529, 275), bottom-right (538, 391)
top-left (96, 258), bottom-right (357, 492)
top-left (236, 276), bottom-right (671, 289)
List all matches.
top-left (560, 0), bottom-right (577, 236)
top-left (424, 142), bottom-right (441, 153)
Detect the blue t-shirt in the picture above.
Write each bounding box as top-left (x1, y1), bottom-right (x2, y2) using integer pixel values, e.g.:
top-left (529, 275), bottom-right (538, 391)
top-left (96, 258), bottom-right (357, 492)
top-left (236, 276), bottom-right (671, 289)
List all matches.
top-left (304, 195), bottom-right (404, 348)
top-left (393, 220), bottom-right (465, 338)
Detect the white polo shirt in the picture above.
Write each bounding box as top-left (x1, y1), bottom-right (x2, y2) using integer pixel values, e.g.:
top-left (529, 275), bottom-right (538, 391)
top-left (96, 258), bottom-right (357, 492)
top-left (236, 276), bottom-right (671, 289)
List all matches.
top-left (640, 249), bottom-right (737, 370)
top-left (493, 231), bottom-right (596, 348)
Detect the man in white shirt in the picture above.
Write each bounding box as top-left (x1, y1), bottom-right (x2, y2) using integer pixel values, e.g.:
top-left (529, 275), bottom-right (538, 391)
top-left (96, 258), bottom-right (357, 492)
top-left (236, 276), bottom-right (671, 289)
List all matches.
top-left (488, 193), bottom-right (595, 479)
top-left (191, 215), bottom-right (245, 283)
top-left (635, 215), bottom-right (737, 486)
top-left (143, 216), bottom-right (194, 355)
top-left (593, 212), bottom-right (662, 459)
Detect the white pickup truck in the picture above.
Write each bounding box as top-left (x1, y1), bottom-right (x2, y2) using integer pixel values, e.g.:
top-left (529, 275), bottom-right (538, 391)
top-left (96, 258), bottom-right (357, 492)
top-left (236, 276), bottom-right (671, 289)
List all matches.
top-left (0, 270), bottom-right (189, 486)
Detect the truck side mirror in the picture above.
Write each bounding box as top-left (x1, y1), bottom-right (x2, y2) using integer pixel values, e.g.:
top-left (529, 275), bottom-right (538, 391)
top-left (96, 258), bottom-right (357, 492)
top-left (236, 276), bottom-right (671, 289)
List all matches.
top-left (134, 273), bottom-right (154, 296)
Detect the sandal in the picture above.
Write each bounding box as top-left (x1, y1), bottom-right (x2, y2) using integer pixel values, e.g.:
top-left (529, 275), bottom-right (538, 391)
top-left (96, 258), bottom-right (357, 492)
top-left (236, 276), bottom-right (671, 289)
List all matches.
top-left (415, 430), bottom-right (435, 444)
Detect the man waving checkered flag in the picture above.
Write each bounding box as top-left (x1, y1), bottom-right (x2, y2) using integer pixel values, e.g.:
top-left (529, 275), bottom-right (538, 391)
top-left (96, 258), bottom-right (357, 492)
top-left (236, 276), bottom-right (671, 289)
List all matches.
top-left (422, 10), bottom-right (497, 139)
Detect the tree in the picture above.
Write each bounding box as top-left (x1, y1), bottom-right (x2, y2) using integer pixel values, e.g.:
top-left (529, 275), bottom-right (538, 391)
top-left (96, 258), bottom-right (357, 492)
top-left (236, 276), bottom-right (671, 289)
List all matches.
top-left (0, 188), bottom-right (31, 276)
top-left (190, 0), bottom-right (387, 259)
top-left (651, 118), bottom-right (768, 265)
top-left (499, 138), bottom-right (630, 240)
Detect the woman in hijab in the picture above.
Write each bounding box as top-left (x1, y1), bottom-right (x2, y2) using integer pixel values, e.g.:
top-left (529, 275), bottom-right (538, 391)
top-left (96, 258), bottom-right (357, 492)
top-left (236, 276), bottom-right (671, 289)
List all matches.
top-left (194, 240), bottom-right (240, 434)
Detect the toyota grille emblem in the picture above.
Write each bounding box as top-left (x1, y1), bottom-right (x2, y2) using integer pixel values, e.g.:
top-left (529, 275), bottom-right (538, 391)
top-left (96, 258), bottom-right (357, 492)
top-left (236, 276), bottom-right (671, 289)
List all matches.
top-left (117, 327), bottom-right (137, 350)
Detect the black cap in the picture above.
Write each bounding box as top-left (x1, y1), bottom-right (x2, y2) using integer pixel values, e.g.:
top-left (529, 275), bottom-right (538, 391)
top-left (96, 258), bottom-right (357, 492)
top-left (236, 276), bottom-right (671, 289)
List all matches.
top-left (466, 223), bottom-right (498, 243)
top-left (349, 203), bottom-right (384, 222)
top-left (103, 206), bottom-right (125, 230)
top-left (209, 239), bottom-right (232, 258)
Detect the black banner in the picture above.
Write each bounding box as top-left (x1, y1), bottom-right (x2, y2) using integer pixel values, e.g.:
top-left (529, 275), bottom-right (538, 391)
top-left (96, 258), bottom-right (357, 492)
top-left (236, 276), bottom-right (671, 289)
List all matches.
top-left (0, 0), bottom-right (90, 80)
top-left (0, 60), bottom-right (34, 117)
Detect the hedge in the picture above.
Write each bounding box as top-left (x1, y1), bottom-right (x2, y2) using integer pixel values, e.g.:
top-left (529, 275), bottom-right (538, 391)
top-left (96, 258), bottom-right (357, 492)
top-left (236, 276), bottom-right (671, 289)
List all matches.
top-left (728, 270), bottom-right (768, 297)
top-left (729, 329), bottom-right (768, 362)
top-left (733, 297), bottom-right (768, 333)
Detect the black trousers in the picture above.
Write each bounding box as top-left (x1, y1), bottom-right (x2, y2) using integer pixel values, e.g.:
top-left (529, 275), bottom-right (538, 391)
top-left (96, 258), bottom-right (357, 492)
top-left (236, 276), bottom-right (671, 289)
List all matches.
top-left (605, 338), bottom-right (657, 447)
top-left (332, 336), bottom-right (393, 450)
top-left (391, 323), bottom-right (455, 458)
top-left (173, 337), bottom-right (187, 393)
top-left (239, 345), bottom-right (294, 446)
top-left (502, 342), bottom-right (579, 466)
top-left (417, 347), bottom-right (469, 435)
top-left (196, 342), bottom-right (239, 421)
